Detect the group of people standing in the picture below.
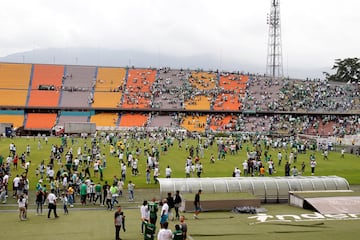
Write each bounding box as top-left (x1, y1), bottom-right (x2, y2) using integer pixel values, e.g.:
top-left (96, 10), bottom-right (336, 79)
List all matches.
top-left (124, 190), bottom-right (187, 240)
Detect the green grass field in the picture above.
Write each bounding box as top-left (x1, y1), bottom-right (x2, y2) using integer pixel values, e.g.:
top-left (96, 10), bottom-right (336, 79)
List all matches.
top-left (1, 204), bottom-right (360, 240)
top-left (1, 136), bottom-right (360, 240)
top-left (1, 135), bottom-right (360, 190)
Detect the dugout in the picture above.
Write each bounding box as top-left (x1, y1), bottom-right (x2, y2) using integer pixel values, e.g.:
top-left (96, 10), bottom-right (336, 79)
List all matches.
top-left (158, 176), bottom-right (350, 203)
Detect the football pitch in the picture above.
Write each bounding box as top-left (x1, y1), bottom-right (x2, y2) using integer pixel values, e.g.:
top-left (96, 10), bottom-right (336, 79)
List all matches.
top-left (1, 204), bottom-right (360, 240)
top-left (1, 136), bottom-right (360, 239)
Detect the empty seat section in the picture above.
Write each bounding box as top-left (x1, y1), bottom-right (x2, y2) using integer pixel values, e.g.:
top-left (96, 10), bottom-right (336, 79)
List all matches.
top-left (59, 66), bottom-right (96, 108)
top-left (57, 115), bottom-right (89, 126)
top-left (90, 113), bottom-right (118, 127)
top-left (28, 64), bottom-right (64, 107)
top-left (148, 115), bottom-right (179, 128)
top-left (188, 71), bottom-right (217, 90)
top-left (25, 113), bottom-right (57, 130)
top-left (0, 63), bottom-right (32, 106)
top-left (119, 113), bottom-right (149, 127)
top-left (184, 95), bottom-right (211, 110)
top-left (121, 69), bottom-right (156, 109)
top-left (92, 67), bottom-right (126, 108)
top-left (180, 115), bottom-right (207, 132)
top-left (0, 110), bottom-right (25, 128)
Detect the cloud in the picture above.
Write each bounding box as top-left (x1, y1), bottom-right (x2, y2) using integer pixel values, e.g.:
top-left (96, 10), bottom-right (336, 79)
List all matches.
top-left (1, 0), bottom-right (360, 79)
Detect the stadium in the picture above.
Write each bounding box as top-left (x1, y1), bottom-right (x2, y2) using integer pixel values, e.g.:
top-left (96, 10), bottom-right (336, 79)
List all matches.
top-left (1, 1), bottom-right (360, 240)
top-left (0, 62), bottom-right (359, 140)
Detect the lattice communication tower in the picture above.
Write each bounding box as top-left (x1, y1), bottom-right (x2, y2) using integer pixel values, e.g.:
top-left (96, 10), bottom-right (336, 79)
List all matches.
top-left (266, 0), bottom-right (283, 78)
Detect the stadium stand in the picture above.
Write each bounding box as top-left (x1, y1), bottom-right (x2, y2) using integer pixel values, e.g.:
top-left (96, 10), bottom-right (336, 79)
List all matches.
top-left (209, 115), bottom-right (237, 131)
top-left (27, 64), bottom-right (64, 107)
top-left (90, 113), bottom-right (119, 127)
top-left (188, 71), bottom-right (217, 90)
top-left (59, 65), bottom-right (96, 108)
top-left (25, 113), bottom-right (57, 130)
top-left (121, 69), bottom-right (156, 109)
top-left (184, 95), bottom-right (211, 110)
top-left (0, 62), bottom-right (359, 134)
top-left (92, 67), bottom-right (126, 108)
top-left (0, 110), bottom-right (24, 129)
top-left (180, 114), bottom-right (207, 132)
top-left (57, 111), bottom-right (91, 126)
top-left (152, 68), bottom-right (190, 110)
top-left (0, 63), bottom-right (32, 106)
top-left (148, 114), bottom-right (179, 128)
top-left (119, 113), bottom-right (149, 127)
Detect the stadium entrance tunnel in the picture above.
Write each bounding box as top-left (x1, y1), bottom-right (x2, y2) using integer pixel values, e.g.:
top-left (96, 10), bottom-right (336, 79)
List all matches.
top-left (158, 176), bottom-right (350, 203)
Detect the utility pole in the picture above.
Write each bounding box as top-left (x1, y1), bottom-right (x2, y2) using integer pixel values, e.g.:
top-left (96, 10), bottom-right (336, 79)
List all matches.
top-left (266, 0), bottom-right (283, 78)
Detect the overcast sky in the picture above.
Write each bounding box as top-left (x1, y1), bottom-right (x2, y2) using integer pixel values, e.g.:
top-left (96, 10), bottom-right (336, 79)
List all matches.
top-left (1, 0), bottom-right (360, 78)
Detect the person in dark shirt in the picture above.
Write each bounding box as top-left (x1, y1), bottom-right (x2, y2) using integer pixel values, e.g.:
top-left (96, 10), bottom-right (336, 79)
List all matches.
top-left (174, 190), bottom-right (182, 220)
top-left (193, 189), bottom-right (202, 219)
top-left (166, 192), bottom-right (175, 221)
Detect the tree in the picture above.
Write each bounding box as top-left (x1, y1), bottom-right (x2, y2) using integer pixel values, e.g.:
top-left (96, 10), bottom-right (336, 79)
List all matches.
top-left (323, 57), bottom-right (360, 83)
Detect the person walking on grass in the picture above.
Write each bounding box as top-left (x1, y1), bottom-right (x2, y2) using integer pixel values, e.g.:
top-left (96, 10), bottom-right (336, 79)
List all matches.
top-left (174, 190), bottom-right (182, 221)
top-left (18, 194), bottom-right (27, 221)
top-left (47, 189), bottom-right (59, 219)
top-left (140, 200), bottom-right (149, 234)
top-left (193, 189), bottom-right (202, 219)
top-left (114, 205), bottom-right (126, 240)
top-left (128, 180), bottom-right (135, 201)
top-left (179, 215), bottom-right (188, 240)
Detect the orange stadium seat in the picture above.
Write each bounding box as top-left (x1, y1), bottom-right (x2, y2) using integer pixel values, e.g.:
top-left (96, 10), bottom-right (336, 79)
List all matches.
top-left (90, 113), bottom-right (118, 127)
top-left (0, 63), bottom-right (32, 106)
top-left (219, 74), bottom-right (248, 92)
top-left (188, 71), bottom-right (217, 90)
top-left (119, 113), bottom-right (149, 127)
top-left (25, 113), bottom-right (57, 130)
top-left (121, 69), bottom-right (156, 109)
top-left (28, 64), bottom-right (64, 107)
top-left (92, 67), bottom-right (126, 108)
top-left (0, 114), bottom-right (24, 128)
top-left (184, 95), bottom-right (211, 110)
top-left (209, 115), bottom-right (234, 131)
top-left (213, 93), bottom-right (242, 111)
top-left (181, 115), bottom-right (207, 132)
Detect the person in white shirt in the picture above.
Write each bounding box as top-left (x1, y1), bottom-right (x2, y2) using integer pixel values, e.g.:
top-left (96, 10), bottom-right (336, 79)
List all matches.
top-left (185, 164), bottom-right (191, 178)
top-left (48, 167), bottom-right (55, 182)
top-left (160, 199), bottom-right (169, 227)
top-left (157, 221), bottom-right (172, 240)
top-left (242, 160), bottom-right (248, 176)
top-left (47, 189), bottom-right (59, 218)
top-left (153, 167), bottom-right (159, 184)
top-left (13, 175), bottom-right (21, 198)
top-left (17, 194), bottom-right (27, 220)
top-left (165, 166), bottom-right (172, 178)
top-left (140, 200), bottom-right (149, 234)
top-left (234, 167), bottom-right (241, 177)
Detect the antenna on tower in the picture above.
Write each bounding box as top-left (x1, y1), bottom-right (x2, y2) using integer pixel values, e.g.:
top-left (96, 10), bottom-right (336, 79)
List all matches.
top-left (266, 0), bottom-right (283, 78)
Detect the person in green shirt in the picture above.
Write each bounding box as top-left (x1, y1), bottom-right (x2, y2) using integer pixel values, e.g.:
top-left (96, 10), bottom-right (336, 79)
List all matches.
top-left (80, 182), bottom-right (87, 206)
top-left (172, 224), bottom-right (183, 240)
top-left (143, 218), bottom-right (156, 240)
top-left (94, 182), bottom-right (102, 205)
top-left (148, 198), bottom-right (158, 225)
top-left (99, 165), bottom-right (103, 181)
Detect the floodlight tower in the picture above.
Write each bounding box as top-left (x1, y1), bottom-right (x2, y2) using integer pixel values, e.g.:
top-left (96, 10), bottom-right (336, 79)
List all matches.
top-left (266, 0), bottom-right (283, 78)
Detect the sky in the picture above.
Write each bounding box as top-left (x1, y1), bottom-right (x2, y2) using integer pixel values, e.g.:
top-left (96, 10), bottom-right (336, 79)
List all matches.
top-left (1, 0), bottom-right (360, 79)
